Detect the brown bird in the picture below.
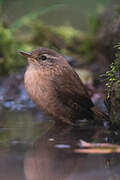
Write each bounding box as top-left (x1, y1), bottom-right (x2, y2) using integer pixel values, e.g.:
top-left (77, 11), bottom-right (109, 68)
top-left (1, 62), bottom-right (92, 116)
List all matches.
top-left (20, 48), bottom-right (107, 125)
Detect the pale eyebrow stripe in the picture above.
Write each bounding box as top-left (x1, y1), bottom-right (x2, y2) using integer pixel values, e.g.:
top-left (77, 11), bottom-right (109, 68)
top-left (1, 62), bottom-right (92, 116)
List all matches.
top-left (43, 54), bottom-right (57, 60)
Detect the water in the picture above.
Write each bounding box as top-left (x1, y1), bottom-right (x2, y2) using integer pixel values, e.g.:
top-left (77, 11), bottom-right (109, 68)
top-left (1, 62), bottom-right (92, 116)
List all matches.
top-left (0, 107), bottom-right (120, 180)
top-left (0, 108), bottom-right (52, 180)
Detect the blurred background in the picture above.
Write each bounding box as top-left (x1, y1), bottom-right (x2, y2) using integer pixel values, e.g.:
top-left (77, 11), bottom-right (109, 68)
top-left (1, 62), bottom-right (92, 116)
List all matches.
top-left (1, 0), bottom-right (119, 105)
top-left (0, 0), bottom-right (112, 74)
top-left (3, 0), bottom-right (110, 30)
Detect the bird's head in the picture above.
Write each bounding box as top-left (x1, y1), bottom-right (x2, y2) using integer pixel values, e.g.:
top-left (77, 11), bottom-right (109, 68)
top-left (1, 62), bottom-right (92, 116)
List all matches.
top-left (20, 47), bottom-right (66, 69)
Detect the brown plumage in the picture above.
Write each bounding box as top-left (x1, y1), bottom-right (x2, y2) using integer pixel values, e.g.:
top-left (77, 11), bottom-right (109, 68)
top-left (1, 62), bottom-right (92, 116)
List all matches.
top-left (20, 48), bottom-right (108, 125)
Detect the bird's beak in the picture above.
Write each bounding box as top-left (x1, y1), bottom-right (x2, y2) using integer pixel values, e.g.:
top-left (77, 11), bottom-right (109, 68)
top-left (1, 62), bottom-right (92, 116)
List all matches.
top-left (19, 51), bottom-right (31, 57)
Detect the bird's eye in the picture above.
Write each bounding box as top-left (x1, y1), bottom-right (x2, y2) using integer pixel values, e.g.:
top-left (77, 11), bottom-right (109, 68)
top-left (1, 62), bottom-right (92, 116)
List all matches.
top-left (41, 55), bottom-right (47, 61)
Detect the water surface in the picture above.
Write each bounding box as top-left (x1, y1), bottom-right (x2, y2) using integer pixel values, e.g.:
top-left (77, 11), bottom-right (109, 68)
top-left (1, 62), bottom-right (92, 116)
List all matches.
top-left (0, 108), bottom-right (120, 180)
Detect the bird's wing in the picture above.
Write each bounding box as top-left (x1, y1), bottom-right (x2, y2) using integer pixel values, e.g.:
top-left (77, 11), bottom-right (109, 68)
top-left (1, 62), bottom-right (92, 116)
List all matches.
top-left (52, 69), bottom-right (94, 111)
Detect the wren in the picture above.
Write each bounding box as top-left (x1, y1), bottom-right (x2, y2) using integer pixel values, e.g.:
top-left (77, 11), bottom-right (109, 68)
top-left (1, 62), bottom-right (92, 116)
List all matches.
top-left (20, 48), bottom-right (107, 125)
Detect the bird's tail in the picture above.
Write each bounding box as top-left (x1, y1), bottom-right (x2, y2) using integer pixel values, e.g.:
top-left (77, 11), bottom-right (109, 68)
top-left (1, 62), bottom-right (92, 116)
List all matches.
top-left (91, 106), bottom-right (109, 124)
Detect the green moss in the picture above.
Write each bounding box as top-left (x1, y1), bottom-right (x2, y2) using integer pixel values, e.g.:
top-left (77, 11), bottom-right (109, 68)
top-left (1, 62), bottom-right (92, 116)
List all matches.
top-left (54, 26), bottom-right (82, 45)
top-left (0, 20), bottom-right (33, 74)
top-left (0, 13), bottom-right (99, 74)
top-left (105, 44), bottom-right (120, 99)
top-left (105, 44), bottom-right (120, 127)
top-left (30, 20), bottom-right (96, 62)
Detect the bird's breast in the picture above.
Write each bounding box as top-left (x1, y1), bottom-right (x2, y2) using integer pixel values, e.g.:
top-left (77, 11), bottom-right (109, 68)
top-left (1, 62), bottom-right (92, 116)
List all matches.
top-left (24, 67), bottom-right (56, 112)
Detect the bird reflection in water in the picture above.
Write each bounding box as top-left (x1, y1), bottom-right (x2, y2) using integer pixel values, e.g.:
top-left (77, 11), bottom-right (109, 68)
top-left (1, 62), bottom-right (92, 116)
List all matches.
top-left (24, 122), bottom-right (114, 180)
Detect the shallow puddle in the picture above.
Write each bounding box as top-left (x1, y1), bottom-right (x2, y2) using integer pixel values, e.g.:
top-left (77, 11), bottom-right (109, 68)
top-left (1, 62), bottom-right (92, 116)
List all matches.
top-left (0, 108), bottom-right (120, 180)
top-left (0, 108), bottom-right (52, 180)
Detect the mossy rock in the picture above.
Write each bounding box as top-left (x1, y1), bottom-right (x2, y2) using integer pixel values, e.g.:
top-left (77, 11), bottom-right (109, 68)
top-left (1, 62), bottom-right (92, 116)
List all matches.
top-left (105, 44), bottom-right (120, 128)
top-left (110, 82), bottom-right (120, 127)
